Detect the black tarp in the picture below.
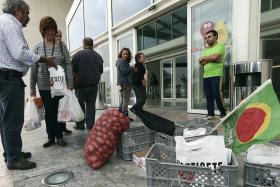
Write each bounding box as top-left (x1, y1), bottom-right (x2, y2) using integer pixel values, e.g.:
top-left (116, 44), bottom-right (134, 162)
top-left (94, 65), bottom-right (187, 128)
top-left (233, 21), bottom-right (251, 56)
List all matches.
top-left (130, 107), bottom-right (175, 136)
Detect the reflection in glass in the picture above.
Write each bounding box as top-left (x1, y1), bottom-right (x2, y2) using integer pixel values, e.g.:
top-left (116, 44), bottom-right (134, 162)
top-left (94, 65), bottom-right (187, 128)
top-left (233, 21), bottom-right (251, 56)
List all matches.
top-left (68, 1), bottom-right (84, 52)
top-left (162, 60), bottom-right (173, 98)
top-left (97, 44), bottom-right (111, 104)
top-left (143, 22), bottom-right (156, 49)
top-left (172, 6), bottom-right (187, 39)
top-left (157, 14), bottom-right (172, 44)
top-left (261, 0), bottom-right (270, 12)
top-left (112, 0), bottom-right (151, 26)
top-left (191, 0), bottom-right (232, 111)
top-left (175, 55), bottom-right (187, 99)
top-left (137, 29), bottom-right (143, 51)
top-left (272, 0), bottom-right (280, 9)
top-left (84, 0), bottom-right (107, 38)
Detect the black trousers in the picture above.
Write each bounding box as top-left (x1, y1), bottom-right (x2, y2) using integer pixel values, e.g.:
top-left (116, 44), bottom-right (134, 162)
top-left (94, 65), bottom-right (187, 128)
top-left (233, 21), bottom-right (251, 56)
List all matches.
top-left (132, 85), bottom-right (147, 109)
top-left (39, 90), bottom-right (64, 140)
top-left (76, 85), bottom-right (98, 129)
top-left (203, 76), bottom-right (226, 116)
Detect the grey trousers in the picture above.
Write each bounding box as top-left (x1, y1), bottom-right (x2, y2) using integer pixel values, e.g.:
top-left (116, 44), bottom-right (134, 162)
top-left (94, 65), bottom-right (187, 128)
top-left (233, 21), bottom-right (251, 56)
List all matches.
top-left (118, 86), bottom-right (131, 116)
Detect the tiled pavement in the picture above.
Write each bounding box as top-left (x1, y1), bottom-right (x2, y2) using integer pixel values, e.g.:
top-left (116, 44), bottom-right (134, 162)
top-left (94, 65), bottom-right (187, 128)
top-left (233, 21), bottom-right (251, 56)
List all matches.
top-left (0, 109), bottom-right (245, 187)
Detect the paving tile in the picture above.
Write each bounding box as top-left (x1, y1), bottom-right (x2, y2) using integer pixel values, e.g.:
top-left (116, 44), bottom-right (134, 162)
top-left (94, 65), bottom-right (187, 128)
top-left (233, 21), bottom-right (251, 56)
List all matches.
top-left (11, 147), bottom-right (84, 182)
top-left (0, 175), bottom-right (14, 187)
top-left (14, 164), bottom-right (116, 187)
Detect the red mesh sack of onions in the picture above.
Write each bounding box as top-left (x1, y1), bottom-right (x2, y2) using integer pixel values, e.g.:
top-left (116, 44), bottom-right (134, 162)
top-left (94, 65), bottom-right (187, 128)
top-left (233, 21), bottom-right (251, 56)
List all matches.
top-left (84, 109), bottom-right (130, 169)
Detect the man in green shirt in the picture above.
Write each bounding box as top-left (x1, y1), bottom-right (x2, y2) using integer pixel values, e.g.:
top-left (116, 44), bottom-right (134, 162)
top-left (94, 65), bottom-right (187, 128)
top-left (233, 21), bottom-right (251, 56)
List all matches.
top-left (199, 30), bottom-right (226, 120)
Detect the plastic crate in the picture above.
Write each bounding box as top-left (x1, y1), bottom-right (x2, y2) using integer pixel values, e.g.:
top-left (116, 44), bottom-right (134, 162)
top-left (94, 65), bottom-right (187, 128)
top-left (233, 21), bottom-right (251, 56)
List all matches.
top-left (146, 143), bottom-right (238, 187)
top-left (244, 160), bottom-right (280, 187)
top-left (116, 124), bottom-right (155, 161)
top-left (176, 118), bottom-right (215, 128)
top-left (155, 124), bottom-right (218, 147)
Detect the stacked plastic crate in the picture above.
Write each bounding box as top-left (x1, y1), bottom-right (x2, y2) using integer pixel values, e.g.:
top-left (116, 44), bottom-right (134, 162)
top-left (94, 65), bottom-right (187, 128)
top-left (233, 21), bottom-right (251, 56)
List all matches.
top-left (116, 121), bottom-right (155, 161)
top-left (145, 118), bottom-right (239, 187)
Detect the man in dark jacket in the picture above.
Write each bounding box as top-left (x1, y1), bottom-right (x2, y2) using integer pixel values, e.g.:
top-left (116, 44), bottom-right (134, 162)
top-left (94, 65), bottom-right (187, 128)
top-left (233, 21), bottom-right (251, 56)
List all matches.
top-left (72, 37), bottom-right (103, 130)
top-left (131, 52), bottom-right (147, 109)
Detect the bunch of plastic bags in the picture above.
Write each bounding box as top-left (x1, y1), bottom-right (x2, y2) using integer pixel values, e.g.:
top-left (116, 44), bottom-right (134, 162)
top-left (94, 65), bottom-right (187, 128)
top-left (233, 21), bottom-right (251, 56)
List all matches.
top-left (57, 90), bottom-right (84, 122)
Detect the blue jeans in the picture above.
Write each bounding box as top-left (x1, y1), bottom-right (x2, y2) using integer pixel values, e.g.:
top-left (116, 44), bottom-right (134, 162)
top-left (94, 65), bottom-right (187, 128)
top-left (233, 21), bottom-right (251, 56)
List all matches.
top-left (203, 76), bottom-right (226, 116)
top-left (118, 86), bottom-right (131, 116)
top-left (0, 74), bottom-right (25, 163)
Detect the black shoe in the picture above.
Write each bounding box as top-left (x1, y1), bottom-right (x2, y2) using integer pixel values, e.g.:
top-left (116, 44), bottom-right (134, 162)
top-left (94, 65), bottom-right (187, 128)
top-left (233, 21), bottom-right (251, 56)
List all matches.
top-left (74, 126), bottom-right (85, 130)
top-left (57, 139), bottom-right (67, 147)
top-left (4, 152), bottom-right (32, 163)
top-left (63, 128), bottom-right (72, 134)
top-left (129, 117), bottom-right (134, 122)
top-left (43, 140), bottom-right (55, 148)
top-left (7, 158), bottom-right (36, 170)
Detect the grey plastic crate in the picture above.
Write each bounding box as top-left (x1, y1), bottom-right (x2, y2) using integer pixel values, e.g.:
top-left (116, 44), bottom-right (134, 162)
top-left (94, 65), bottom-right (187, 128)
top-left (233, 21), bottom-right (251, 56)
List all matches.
top-left (146, 143), bottom-right (238, 187)
top-left (155, 124), bottom-right (218, 147)
top-left (176, 118), bottom-right (215, 128)
top-left (116, 124), bottom-right (155, 161)
top-left (244, 160), bottom-right (280, 187)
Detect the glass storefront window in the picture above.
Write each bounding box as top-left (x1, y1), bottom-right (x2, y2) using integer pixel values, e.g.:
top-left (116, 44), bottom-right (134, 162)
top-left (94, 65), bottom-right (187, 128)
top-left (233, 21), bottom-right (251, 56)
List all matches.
top-left (157, 14), bottom-right (172, 44)
top-left (175, 55), bottom-right (187, 99)
top-left (97, 44), bottom-right (111, 104)
top-left (190, 0), bottom-right (232, 111)
top-left (272, 0), bottom-right (280, 9)
top-left (261, 0), bottom-right (270, 12)
top-left (112, 0), bottom-right (151, 26)
top-left (68, 1), bottom-right (84, 52)
top-left (137, 6), bottom-right (187, 50)
top-left (143, 22), bottom-right (156, 49)
top-left (84, 0), bottom-right (107, 38)
top-left (172, 6), bottom-right (187, 39)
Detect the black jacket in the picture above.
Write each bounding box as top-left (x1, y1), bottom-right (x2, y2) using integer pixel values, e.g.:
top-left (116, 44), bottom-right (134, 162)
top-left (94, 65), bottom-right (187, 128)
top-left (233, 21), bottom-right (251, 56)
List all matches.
top-left (131, 63), bottom-right (145, 86)
top-left (72, 48), bottom-right (103, 88)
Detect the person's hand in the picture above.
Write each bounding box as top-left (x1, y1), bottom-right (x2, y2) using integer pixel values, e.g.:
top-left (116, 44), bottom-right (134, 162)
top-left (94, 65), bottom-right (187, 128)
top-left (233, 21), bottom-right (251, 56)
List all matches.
top-left (199, 57), bottom-right (204, 64)
top-left (40, 57), bottom-right (57, 69)
top-left (30, 91), bottom-right (36, 97)
top-left (68, 85), bottom-right (73, 91)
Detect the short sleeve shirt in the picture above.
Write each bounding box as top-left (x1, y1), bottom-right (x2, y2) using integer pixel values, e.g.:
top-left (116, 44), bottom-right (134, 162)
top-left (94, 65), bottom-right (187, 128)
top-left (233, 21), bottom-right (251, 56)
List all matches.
top-left (202, 43), bottom-right (225, 78)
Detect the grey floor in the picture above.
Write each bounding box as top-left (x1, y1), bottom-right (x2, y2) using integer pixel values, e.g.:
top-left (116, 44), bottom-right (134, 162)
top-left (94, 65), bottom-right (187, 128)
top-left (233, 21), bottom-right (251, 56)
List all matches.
top-left (3, 109), bottom-right (246, 187)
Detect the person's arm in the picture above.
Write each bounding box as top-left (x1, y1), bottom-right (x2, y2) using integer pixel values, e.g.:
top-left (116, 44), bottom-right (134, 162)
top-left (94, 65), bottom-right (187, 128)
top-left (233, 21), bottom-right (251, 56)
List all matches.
top-left (61, 43), bottom-right (73, 89)
top-left (30, 46), bottom-right (39, 96)
top-left (199, 44), bottom-right (225, 66)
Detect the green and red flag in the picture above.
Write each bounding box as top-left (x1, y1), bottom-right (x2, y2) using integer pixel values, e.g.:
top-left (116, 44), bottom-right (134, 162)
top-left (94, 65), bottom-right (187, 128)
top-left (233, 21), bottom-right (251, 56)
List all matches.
top-left (220, 79), bottom-right (280, 154)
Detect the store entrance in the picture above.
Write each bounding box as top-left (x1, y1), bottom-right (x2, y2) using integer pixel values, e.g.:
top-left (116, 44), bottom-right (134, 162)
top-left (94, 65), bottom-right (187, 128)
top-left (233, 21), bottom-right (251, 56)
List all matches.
top-left (146, 54), bottom-right (187, 110)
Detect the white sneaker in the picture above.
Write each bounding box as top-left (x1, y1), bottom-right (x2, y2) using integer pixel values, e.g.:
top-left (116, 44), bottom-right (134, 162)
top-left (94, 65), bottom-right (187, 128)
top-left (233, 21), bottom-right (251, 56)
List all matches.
top-left (203, 115), bottom-right (215, 121)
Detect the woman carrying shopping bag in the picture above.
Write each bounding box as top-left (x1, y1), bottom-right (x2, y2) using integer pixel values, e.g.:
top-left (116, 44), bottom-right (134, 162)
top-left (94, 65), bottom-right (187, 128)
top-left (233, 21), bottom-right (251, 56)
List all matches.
top-left (30, 17), bottom-right (73, 148)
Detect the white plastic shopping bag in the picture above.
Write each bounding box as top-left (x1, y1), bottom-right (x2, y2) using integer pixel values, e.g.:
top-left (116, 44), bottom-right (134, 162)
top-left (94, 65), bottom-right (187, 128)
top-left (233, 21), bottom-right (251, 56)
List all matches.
top-left (247, 144), bottom-right (280, 165)
top-left (68, 90), bottom-right (84, 122)
top-left (49, 65), bottom-right (67, 98)
top-left (23, 97), bottom-right (41, 131)
top-left (175, 135), bottom-right (232, 170)
top-left (57, 93), bottom-right (71, 122)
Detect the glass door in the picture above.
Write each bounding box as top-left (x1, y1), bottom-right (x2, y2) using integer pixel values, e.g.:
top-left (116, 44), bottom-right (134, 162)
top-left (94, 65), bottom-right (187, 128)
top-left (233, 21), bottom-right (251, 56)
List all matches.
top-left (187, 0), bottom-right (232, 113)
top-left (161, 59), bottom-right (174, 99)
